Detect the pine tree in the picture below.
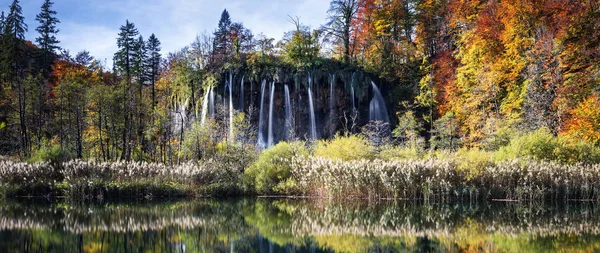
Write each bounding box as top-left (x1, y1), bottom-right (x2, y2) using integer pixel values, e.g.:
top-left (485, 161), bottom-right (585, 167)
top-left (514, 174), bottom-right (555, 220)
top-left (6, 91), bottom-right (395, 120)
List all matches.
top-left (133, 35), bottom-right (147, 91)
top-left (2, 0), bottom-right (29, 154)
top-left (35, 0), bottom-right (60, 69)
top-left (4, 0), bottom-right (27, 40)
top-left (213, 9), bottom-right (231, 64)
top-left (146, 34), bottom-right (161, 110)
top-left (114, 20), bottom-right (139, 161)
top-left (0, 11), bottom-right (5, 36)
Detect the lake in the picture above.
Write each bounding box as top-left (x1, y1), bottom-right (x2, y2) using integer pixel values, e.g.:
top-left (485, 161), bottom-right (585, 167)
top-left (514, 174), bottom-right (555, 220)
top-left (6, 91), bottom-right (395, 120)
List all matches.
top-left (0, 198), bottom-right (598, 252)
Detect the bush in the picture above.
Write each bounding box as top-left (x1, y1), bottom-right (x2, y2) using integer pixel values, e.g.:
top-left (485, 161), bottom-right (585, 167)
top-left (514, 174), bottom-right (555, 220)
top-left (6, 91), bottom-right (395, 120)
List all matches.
top-left (28, 144), bottom-right (73, 169)
top-left (244, 141), bottom-right (308, 195)
top-left (495, 128), bottom-right (600, 164)
top-left (315, 134), bottom-right (374, 161)
top-left (377, 145), bottom-right (422, 160)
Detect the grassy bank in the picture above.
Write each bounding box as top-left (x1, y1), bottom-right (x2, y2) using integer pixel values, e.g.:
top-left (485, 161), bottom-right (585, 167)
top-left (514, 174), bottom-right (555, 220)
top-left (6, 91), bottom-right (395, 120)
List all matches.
top-left (0, 160), bottom-right (242, 199)
top-left (3, 129), bottom-right (600, 200)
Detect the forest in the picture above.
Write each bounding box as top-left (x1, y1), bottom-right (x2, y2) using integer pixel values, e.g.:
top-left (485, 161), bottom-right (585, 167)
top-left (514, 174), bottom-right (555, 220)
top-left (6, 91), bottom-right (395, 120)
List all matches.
top-left (0, 0), bottom-right (600, 199)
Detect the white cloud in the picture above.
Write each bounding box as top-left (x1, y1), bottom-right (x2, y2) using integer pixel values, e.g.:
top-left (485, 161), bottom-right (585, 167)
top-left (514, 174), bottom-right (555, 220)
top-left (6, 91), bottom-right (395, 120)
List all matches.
top-left (57, 22), bottom-right (119, 65)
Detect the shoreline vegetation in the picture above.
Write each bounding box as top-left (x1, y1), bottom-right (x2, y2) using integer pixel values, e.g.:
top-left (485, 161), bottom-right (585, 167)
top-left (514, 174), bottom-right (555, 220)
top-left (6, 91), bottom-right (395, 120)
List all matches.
top-left (3, 128), bottom-right (600, 201)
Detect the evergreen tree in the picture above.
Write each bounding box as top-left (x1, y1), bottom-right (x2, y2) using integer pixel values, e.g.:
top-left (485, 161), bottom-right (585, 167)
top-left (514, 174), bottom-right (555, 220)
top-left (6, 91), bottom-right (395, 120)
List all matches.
top-left (2, 0), bottom-right (29, 154)
top-left (114, 20), bottom-right (139, 160)
top-left (35, 0), bottom-right (60, 67)
top-left (213, 9), bottom-right (231, 64)
top-left (133, 35), bottom-right (147, 90)
top-left (146, 33), bottom-right (161, 109)
top-left (0, 11), bottom-right (5, 36)
top-left (4, 0), bottom-right (27, 40)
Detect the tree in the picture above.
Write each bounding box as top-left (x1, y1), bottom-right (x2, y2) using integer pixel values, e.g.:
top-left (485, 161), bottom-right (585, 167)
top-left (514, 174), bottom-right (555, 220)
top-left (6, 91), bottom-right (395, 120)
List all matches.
top-left (281, 16), bottom-right (321, 68)
top-left (322, 0), bottom-right (361, 62)
top-left (75, 50), bottom-right (94, 67)
top-left (35, 0), bottom-right (61, 69)
top-left (146, 34), bottom-right (161, 110)
top-left (0, 11), bottom-right (5, 36)
top-left (2, 0), bottom-right (29, 155)
top-left (114, 20), bottom-right (139, 160)
top-left (213, 9), bottom-right (232, 65)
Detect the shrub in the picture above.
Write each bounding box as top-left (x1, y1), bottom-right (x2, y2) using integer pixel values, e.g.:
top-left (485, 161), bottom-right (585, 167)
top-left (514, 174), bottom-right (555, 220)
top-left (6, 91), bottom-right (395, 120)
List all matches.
top-left (28, 144), bottom-right (73, 169)
top-left (377, 145), bottom-right (422, 160)
top-left (495, 128), bottom-right (600, 164)
top-left (315, 134), bottom-right (374, 161)
top-left (244, 141), bottom-right (308, 195)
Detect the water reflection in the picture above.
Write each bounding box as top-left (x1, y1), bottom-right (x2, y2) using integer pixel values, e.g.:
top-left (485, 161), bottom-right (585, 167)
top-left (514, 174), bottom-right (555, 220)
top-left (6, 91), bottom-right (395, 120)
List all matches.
top-left (0, 199), bottom-right (598, 252)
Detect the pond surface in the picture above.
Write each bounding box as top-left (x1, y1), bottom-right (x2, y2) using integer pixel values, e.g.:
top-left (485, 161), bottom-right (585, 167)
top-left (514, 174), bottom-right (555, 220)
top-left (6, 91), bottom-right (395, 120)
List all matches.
top-left (0, 198), bottom-right (598, 252)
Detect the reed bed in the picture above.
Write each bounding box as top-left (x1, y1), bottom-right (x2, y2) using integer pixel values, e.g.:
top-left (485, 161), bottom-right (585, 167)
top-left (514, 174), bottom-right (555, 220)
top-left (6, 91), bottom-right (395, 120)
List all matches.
top-left (0, 159), bottom-right (240, 198)
top-left (289, 157), bottom-right (600, 200)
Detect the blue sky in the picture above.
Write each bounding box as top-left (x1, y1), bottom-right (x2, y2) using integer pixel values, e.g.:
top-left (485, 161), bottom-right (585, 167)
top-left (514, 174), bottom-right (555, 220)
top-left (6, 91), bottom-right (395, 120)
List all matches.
top-left (1, 0), bottom-right (329, 65)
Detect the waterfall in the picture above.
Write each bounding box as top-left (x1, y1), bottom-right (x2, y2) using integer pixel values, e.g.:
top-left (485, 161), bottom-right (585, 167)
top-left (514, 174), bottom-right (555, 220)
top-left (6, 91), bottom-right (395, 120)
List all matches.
top-left (267, 82), bottom-right (275, 148)
top-left (308, 74), bottom-right (317, 140)
top-left (257, 80), bottom-right (267, 148)
top-left (229, 72), bottom-right (234, 141)
top-left (351, 72), bottom-right (356, 113)
top-left (239, 75), bottom-right (245, 111)
top-left (200, 86), bottom-right (211, 127)
top-left (284, 85), bottom-right (292, 140)
top-left (329, 74), bottom-right (335, 137)
top-left (209, 88), bottom-right (215, 118)
top-left (369, 82), bottom-right (390, 123)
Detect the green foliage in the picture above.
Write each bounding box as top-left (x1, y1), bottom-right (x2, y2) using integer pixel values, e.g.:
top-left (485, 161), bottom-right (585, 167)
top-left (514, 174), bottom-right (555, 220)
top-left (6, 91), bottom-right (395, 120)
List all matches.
top-left (244, 141), bottom-right (308, 195)
top-left (315, 134), bottom-right (374, 161)
top-left (393, 110), bottom-right (424, 148)
top-left (377, 145), bottom-right (422, 160)
top-left (430, 112), bottom-right (459, 150)
top-left (28, 144), bottom-right (73, 168)
top-left (495, 128), bottom-right (600, 164)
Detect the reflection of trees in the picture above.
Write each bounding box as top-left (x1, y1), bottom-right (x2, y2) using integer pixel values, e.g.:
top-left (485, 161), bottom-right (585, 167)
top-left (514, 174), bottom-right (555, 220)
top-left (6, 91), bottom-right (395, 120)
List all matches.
top-left (0, 199), bottom-right (600, 252)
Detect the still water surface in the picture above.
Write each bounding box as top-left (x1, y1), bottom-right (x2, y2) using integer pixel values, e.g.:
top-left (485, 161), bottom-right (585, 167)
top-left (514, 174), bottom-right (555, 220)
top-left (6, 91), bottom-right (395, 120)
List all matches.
top-left (0, 198), bottom-right (598, 252)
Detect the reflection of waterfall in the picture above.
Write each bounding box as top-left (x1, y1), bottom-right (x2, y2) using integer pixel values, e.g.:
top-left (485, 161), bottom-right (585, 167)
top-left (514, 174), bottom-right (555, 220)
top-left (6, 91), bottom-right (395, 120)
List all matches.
top-left (284, 85), bottom-right (292, 141)
top-left (200, 86), bottom-right (211, 127)
top-left (229, 72), bottom-right (234, 141)
top-left (239, 75), bottom-right (244, 111)
top-left (267, 82), bottom-right (275, 148)
top-left (369, 82), bottom-right (390, 123)
top-left (257, 80), bottom-right (267, 148)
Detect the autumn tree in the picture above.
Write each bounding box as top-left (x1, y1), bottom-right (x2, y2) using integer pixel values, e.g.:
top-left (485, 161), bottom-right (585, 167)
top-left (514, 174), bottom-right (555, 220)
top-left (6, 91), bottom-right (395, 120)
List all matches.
top-left (322, 0), bottom-right (361, 62)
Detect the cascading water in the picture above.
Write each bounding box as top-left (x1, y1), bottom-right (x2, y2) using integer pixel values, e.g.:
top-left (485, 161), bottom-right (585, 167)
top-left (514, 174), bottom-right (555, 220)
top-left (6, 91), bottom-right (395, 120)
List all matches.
top-left (350, 72), bottom-right (356, 114)
top-left (200, 86), bottom-right (211, 127)
top-left (239, 75), bottom-right (244, 111)
top-left (308, 74), bottom-right (317, 140)
top-left (228, 72), bottom-right (234, 141)
top-left (257, 80), bottom-right (267, 148)
top-left (209, 88), bottom-right (215, 118)
top-left (284, 85), bottom-right (292, 140)
top-left (369, 82), bottom-right (390, 123)
top-left (267, 82), bottom-right (275, 148)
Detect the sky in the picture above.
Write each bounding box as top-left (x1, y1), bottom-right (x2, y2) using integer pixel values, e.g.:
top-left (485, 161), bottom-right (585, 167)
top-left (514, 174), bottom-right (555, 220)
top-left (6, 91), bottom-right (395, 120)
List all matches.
top-left (1, 0), bottom-right (330, 65)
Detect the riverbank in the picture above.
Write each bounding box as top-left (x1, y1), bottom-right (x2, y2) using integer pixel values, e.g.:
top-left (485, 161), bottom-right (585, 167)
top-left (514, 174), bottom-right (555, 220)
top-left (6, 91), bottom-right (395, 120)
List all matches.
top-left (2, 154), bottom-right (600, 201)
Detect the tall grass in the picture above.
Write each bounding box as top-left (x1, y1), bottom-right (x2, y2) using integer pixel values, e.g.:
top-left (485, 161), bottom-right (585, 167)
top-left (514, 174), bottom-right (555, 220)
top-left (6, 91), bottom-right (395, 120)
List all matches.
top-left (289, 156), bottom-right (600, 200)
